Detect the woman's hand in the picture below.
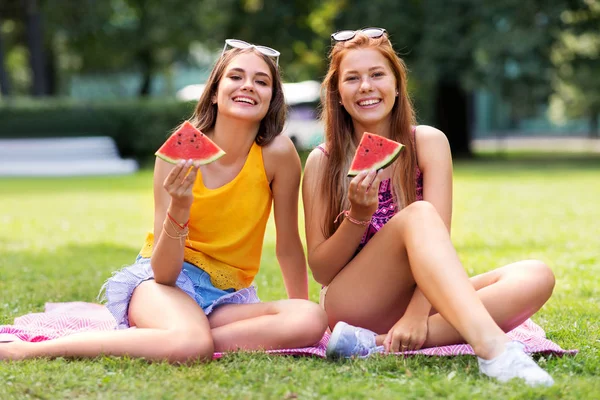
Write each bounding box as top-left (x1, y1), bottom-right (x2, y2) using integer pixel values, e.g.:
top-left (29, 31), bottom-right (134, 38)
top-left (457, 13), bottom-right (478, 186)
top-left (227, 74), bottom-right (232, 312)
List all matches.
top-left (163, 159), bottom-right (199, 210)
top-left (347, 169), bottom-right (382, 221)
top-left (383, 315), bottom-right (429, 353)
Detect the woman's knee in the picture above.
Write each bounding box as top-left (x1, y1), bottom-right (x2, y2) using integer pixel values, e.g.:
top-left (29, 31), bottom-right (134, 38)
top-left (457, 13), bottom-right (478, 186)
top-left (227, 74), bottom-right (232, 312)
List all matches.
top-left (162, 330), bottom-right (214, 364)
top-left (391, 201), bottom-right (440, 229)
top-left (506, 260), bottom-right (555, 300)
top-left (281, 300), bottom-right (328, 344)
top-left (526, 260), bottom-right (555, 296)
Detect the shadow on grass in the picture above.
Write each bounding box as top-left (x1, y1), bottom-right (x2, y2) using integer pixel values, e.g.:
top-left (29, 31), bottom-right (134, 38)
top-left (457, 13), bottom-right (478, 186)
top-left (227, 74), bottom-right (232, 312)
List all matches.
top-left (0, 242), bottom-right (140, 322)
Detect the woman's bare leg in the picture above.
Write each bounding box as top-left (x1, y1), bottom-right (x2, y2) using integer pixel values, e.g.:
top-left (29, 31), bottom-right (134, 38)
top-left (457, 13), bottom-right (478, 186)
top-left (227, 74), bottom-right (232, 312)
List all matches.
top-left (325, 201), bottom-right (553, 359)
top-left (207, 299), bottom-right (328, 352)
top-left (0, 280), bottom-right (214, 363)
top-left (414, 260), bottom-right (555, 348)
top-left (1, 285), bottom-right (327, 361)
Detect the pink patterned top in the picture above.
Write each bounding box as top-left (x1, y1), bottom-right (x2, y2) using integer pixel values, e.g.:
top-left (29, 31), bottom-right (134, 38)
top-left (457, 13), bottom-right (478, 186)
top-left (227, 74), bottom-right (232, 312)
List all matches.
top-left (316, 132), bottom-right (423, 253)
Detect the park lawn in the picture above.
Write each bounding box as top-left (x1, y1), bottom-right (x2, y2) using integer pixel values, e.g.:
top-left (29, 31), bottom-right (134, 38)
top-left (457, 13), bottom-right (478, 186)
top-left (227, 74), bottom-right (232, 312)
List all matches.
top-left (0, 155), bottom-right (598, 399)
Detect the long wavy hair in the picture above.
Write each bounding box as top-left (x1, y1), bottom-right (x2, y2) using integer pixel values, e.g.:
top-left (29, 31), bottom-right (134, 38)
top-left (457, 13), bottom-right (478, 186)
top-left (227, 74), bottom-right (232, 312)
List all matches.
top-left (320, 32), bottom-right (417, 238)
top-left (185, 47), bottom-right (286, 146)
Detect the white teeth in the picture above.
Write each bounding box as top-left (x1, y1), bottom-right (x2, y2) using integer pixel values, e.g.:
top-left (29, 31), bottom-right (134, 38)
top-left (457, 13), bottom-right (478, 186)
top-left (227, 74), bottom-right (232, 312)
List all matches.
top-left (358, 99), bottom-right (381, 106)
top-left (233, 97), bottom-right (256, 105)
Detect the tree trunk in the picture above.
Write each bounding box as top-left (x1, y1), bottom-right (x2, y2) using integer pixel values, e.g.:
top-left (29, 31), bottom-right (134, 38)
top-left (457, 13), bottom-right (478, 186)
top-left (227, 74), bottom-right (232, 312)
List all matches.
top-left (434, 79), bottom-right (472, 157)
top-left (23, 0), bottom-right (47, 96)
top-left (138, 48), bottom-right (152, 97)
top-left (45, 44), bottom-right (57, 95)
top-left (0, 16), bottom-right (11, 96)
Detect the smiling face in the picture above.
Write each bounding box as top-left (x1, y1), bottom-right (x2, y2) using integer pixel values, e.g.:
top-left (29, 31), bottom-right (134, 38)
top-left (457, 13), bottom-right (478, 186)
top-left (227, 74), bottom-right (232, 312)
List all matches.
top-left (338, 48), bottom-right (397, 132)
top-left (214, 51), bottom-right (273, 123)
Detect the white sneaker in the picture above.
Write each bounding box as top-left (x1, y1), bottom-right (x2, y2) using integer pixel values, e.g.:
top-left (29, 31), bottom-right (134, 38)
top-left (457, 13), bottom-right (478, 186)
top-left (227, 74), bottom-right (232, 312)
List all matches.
top-left (326, 321), bottom-right (384, 359)
top-left (478, 341), bottom-right (554, 387)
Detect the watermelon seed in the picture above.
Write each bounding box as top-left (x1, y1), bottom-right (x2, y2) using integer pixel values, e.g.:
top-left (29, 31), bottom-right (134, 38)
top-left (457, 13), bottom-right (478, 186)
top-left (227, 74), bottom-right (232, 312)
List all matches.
top-left (191, 139), bottom-right (195, 142)
top-left (177, 141), bottom-right (182, 145)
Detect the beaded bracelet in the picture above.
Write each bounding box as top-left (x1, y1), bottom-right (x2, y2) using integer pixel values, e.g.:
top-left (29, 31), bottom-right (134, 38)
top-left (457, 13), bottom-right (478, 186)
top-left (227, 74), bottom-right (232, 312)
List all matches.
top-left (334, 210), bottom-right (371, 226)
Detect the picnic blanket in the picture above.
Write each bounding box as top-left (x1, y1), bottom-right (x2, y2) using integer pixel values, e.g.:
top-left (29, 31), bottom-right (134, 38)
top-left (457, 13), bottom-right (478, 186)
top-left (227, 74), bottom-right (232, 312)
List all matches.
top-left (0, 302), bottom-right (577, 358)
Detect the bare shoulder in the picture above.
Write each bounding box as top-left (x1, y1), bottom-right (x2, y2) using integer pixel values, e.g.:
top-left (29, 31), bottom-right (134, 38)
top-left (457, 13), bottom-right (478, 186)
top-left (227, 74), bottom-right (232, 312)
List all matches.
top-left (304, 144), bottom-right (327, 172)
top-left (262, 135), bottom-right (301, 182)
top-left (414, 125), bottom-right (449, 146)
top-left (414, 125), bottom-right (452, 169)
top-left (262, 134), bottom-right (298, 160)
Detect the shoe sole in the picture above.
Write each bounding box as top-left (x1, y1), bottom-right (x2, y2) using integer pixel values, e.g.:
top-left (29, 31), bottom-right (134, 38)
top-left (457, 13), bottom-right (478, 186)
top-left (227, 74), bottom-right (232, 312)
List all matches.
top-left (325, 321), bottom-right (349, 359)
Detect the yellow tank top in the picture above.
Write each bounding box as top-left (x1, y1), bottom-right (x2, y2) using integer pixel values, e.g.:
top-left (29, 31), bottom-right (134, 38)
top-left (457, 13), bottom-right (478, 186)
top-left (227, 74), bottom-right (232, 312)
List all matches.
top-left (139, 142), bottom-right (272, 290)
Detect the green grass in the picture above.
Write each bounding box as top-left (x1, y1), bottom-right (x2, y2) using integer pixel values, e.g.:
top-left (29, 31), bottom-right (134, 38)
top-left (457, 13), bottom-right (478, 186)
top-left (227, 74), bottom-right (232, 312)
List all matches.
top-left (1, 154), bottom-right (599, 399)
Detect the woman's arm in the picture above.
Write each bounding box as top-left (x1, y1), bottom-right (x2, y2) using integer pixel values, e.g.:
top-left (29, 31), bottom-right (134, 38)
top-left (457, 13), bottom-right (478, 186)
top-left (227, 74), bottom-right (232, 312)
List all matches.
top-left (302, 148), bottom-right (382, 286)
top-left (264, 136), bottom-right (309, 299)
top-left (150, 158), bottom-right (199, 286)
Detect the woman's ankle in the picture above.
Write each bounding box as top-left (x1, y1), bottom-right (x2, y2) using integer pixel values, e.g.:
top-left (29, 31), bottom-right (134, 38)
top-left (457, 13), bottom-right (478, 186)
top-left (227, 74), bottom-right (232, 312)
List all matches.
top-left (472, 335), bottom-right (511, 360)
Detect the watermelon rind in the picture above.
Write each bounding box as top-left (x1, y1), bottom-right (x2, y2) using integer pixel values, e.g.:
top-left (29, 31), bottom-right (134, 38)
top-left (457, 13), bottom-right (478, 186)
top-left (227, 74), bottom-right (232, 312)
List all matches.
top-left (155, 148), bottom-right (226, 166)
top-left (347, 133), bottom-right (405, 177)
top-left (155, 121), bottom-right (226, 165)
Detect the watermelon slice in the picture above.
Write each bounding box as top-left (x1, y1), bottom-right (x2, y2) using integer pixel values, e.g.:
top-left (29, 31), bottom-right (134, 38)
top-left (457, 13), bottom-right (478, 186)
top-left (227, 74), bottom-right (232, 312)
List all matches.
top-left (155, 121), bottom-right (225, 165)
top-left (347, 132), bottom-right (404, 177)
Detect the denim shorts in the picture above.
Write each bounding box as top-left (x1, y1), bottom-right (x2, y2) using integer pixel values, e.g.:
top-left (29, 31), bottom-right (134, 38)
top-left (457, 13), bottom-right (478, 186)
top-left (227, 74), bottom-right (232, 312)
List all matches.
top-left (100, 256), bottom-right (260, 329)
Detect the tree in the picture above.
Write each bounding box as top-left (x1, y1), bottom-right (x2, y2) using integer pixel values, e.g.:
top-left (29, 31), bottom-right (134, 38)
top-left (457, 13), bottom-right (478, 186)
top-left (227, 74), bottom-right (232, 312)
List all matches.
top-left (325, 0), bottom-right (571, 156)
top-left (214, 0), bottom-right (327, 82)
top-left (327, 0), bottom-right (474, 155)
top-left (24, 0), bottom-right (47, 95)
top-left (41, 0), bottom-right (213, 96)
top-left (550, 0), bottom-right (600, 137)
top-left (1, 0), bottom-right (51, 96)
top-left (0, 14), bottom-right (11, 96)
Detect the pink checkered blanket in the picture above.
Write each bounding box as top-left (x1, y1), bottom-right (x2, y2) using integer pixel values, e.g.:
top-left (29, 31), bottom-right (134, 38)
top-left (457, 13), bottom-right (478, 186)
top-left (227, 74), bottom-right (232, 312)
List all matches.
top-left (0, 302), bottom-right (577, 358)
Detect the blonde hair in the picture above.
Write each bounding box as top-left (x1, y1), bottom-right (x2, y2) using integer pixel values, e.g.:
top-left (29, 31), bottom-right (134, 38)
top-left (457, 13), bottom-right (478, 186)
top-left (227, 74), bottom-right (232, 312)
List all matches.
top-left (320, 32), bottom-right (417, 238)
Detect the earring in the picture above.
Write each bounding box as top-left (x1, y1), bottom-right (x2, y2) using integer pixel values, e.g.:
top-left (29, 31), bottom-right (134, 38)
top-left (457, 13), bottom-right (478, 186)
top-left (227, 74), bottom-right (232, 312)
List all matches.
top-left (395, 90), bottom-right (399, 96)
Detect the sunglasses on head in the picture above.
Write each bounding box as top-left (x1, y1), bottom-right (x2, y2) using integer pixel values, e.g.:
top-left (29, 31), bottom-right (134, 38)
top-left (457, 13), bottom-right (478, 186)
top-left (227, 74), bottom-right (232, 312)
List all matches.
top-left (331, 27), bottom-right (387, 42)
top-left (222, 39), bottom-right (280, 67)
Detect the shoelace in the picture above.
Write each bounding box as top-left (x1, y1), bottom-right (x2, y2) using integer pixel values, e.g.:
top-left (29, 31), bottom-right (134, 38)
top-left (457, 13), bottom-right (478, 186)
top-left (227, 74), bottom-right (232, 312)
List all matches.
top-left (351, 329), bottom-right (374, 358)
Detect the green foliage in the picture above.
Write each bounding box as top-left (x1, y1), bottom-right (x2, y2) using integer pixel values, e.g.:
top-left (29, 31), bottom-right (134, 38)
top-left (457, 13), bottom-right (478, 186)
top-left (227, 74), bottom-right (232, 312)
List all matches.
top-left (549, 1), bottom-right (600, 134)
top-left (1, 1), bottom-right (600, 141)
top-left (0, 98), bottom-right (195, 160)
top-left (0, 156), bottom-right (599, 398)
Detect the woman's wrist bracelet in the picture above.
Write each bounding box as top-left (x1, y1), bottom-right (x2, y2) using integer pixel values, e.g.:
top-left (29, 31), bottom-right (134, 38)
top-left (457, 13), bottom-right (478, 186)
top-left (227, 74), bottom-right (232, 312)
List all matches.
top-left (167, 211), bottom-right (189, 230)
top-left (162, 220), bottom-right (189, 241)
top-left (334, 210), bottom-right (371, 226)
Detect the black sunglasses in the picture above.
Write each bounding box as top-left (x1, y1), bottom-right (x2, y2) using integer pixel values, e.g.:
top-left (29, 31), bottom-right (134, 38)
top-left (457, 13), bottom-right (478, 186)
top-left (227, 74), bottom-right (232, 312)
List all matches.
top-left (331, 27), bottom-right (387, 42)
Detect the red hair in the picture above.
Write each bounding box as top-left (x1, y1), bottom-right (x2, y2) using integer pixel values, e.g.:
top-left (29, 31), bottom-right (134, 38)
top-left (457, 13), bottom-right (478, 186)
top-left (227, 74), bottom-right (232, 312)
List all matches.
top-left (320, 33), bottom-right (417, 238)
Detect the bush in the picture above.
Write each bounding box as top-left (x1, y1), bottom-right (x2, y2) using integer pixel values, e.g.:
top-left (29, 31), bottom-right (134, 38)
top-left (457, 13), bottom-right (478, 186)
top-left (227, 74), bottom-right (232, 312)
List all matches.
top-left (0, 98), bottom-right (196, 162)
